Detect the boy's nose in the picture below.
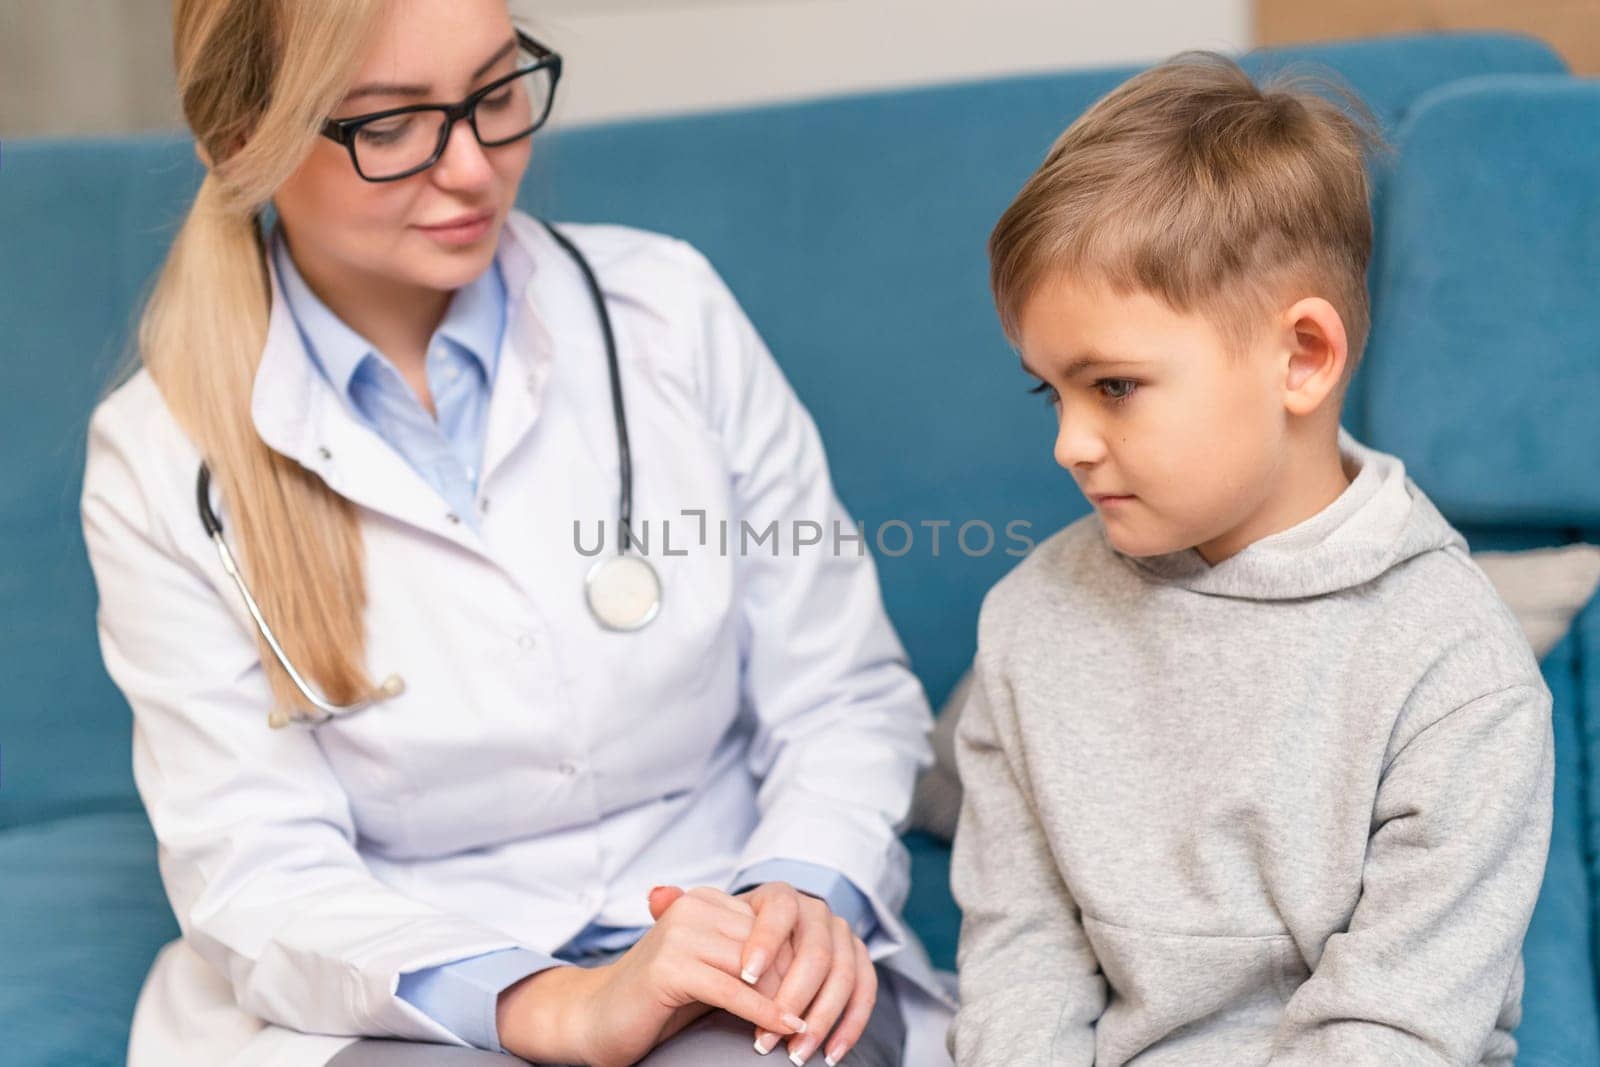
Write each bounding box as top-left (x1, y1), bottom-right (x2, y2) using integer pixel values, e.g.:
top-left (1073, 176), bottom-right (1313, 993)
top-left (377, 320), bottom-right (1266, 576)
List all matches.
top-left (1054, 415), bottom-right (1107, 470)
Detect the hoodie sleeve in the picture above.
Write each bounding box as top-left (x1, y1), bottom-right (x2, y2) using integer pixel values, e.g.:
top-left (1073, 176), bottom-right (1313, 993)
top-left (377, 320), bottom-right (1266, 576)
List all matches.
top-left (1270, 680), bottom-right (1554, 1063)
top-left (948, 654), bottom-right (1106, 1065)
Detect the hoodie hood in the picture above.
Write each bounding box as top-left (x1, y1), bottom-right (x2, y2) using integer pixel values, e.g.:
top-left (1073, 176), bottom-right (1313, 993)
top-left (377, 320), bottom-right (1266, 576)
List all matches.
top-left (1113, 425), bottom-right (1466, 600)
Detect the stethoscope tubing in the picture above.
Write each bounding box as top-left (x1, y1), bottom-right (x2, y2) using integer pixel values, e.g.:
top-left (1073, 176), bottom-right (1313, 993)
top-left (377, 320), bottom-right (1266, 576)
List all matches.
top-left (193, 219), bottom-right (643, 727)
top-left (537, 220), bottom-right (637, 555)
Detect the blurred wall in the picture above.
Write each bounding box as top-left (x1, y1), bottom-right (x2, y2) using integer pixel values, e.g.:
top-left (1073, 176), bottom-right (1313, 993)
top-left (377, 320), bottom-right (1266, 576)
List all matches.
top-left (0, 0), bottom-right (180, 137)
top-left (525, 0), bottom-right (1250, 127)
top-left (0, 0), bottom-right (1250, 138)
top-left (1256, 0), bottom-right (1598, 75)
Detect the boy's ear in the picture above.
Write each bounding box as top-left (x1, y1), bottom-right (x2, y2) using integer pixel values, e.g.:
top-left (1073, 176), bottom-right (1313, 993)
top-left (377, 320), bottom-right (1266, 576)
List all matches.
top-left (1278, 296), bottom-right (1348, 418)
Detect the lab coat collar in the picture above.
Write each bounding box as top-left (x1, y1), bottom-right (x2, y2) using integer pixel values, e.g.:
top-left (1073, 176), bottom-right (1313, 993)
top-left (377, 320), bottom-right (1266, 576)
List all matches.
top-left (250, 210), bottom-right (555, 549)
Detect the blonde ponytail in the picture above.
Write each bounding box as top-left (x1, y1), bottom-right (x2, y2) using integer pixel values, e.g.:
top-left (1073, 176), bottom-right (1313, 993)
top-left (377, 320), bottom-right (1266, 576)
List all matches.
top-left (132, 0), bottom-right (389, 718)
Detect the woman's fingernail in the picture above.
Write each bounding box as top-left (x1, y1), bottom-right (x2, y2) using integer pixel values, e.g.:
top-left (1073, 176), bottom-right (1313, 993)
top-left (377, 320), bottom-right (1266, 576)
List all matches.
top-left (782, 1012), bottom-right (808, 1034)
top-left (742, 948), bottom-right (767, 984)
top-left (754, 1032), bottom-right (780, 1055)
top-left (788, 1036), bottom-right (817, 1066)
top-left (824, 1046), bottom-right (845, 1066)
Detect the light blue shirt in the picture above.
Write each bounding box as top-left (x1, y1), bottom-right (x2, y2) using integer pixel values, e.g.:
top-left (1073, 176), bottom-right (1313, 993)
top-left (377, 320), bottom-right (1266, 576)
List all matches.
top-left (270, 225), bottom-right (879, 1053)
top-left (269, 223), bottom-right (503, 529)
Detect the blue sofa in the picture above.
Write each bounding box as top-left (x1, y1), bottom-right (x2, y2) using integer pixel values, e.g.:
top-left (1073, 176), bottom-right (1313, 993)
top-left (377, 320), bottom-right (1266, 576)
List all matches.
top-left (4, 31), bottom-right (1597, 1065)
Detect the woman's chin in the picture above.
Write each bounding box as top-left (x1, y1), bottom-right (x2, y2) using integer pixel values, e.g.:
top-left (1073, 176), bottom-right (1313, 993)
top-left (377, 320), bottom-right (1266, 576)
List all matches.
top-left (401, 247), bottom-right (496, 293)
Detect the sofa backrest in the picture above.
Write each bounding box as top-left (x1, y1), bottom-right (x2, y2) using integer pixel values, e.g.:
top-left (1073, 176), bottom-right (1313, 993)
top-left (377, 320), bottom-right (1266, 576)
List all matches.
top-left (1364, 74), bottom-right (1600, 535)
top-left (0, 32), bottom-right (1569, 828)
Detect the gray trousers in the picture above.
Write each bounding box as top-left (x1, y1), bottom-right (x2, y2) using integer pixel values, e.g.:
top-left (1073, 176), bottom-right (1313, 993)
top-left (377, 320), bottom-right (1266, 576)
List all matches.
top-left (325, 942), bottom-right (905, 1067)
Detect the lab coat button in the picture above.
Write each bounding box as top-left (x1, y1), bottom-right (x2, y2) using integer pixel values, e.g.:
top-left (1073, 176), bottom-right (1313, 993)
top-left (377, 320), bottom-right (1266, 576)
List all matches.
top-left (558, 760), bottom-right (578, 776)
top-left (525, 374), bottom-right (537, 394)
top-left (517, 633), bottom-right (537, 650)
top-left (445, 511), bottom-right (461, 524)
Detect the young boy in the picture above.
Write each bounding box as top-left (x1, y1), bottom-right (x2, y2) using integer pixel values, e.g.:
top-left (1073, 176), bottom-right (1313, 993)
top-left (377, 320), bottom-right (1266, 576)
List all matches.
top-left (948, 52), bottom-right (1554, 1065)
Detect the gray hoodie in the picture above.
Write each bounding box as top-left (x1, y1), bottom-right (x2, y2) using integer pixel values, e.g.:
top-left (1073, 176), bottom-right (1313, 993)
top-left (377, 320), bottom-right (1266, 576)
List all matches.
top-left (948, 426), bottom-right (1554, 1066)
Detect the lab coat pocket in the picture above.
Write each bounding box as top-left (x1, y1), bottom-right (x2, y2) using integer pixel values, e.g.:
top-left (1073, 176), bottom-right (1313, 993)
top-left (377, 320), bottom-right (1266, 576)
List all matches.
top-left (310, 710), bottom-right (414, 850)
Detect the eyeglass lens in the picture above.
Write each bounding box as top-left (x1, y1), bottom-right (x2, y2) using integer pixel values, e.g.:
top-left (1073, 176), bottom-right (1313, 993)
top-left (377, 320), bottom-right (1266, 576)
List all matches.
top-left (352, 66), bottom-right (554, 179)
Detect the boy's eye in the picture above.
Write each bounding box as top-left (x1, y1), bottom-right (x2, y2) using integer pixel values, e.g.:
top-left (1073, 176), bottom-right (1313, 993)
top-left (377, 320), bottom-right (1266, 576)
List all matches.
top-left (1096, 378), bottom-right (1138, 405)
top-left (1027, 380), bottom-right (1059, 406)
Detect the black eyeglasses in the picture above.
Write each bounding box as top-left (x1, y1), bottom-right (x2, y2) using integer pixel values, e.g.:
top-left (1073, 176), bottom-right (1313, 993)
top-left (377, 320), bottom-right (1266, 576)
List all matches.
top-left (320, 30), bottom-right (562, 182)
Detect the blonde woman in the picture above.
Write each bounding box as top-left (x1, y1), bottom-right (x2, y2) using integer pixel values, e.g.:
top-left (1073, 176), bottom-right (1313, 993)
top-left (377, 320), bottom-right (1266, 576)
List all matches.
top-left (79, 1), bottom-right (956, 1064)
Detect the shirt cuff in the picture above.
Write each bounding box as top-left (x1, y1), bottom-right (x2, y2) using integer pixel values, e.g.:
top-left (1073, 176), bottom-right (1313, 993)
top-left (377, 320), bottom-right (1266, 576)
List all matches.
top-left (396, 946), bottom-right (571, 1052)
top-left (728, 858), bottom-right (881, 942)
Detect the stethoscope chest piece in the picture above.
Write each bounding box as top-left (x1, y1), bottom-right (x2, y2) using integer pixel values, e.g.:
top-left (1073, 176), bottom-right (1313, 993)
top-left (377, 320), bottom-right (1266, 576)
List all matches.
top-left (585, 553), bottom-right (663, 631)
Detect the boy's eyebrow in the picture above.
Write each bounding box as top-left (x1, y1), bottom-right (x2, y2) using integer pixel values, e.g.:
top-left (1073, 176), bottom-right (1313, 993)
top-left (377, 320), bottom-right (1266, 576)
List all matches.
top-left (1019, 349), bottom-right (1144, 380)
top-left (343, 36), bottom-right (518, 104)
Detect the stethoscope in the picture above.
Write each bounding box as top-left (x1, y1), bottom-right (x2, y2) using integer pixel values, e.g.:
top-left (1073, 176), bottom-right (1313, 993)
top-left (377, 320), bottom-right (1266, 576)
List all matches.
top-left (195, 219), bottom-right (662, 729)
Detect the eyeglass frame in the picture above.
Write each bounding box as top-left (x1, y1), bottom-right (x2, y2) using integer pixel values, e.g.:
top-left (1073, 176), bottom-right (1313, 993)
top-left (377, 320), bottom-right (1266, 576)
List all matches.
top-left (319, 29), bottom-right (563, 183)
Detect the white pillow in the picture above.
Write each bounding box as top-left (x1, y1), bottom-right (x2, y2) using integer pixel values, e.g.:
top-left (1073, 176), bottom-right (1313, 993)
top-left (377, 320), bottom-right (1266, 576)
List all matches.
top-left (908, 543), bottom-right (1600, 843)
top-left (1469, 545), bottom-right (1600, 659)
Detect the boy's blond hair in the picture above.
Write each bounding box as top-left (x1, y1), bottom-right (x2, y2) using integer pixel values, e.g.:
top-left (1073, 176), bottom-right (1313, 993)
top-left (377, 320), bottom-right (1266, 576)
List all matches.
top-left (990, 51), bottom-right (1387, 383)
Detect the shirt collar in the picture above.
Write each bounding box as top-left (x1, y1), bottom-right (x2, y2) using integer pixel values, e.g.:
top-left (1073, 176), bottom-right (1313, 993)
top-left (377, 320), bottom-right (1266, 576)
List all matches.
top-left (438, 249), bottom-right (507, 383)
top-left (266, 220), bottom-right (507, 401)
top-left (251, 209), bottom-right (551, 478)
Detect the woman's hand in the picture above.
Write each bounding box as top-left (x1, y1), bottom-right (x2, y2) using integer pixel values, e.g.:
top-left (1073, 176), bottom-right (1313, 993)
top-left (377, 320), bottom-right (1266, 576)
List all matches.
top-left (496, 885), bottom-right (807, 1067)
top-left (734, 882), bottom-right (879, 1066)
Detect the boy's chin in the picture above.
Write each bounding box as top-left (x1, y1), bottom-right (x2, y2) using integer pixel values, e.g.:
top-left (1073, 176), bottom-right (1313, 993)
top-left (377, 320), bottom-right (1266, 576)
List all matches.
top-left (1099, 518), bottom-right (1157, 558)
top-left (1098, 515), bottom-right (1192, 560)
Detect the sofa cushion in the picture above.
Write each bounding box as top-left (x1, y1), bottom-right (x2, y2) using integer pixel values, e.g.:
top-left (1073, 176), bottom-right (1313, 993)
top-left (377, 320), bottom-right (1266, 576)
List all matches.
top-left (1519, 610), bottom-right (1600, 1062)
top-left (0, 811), bottom-right (178, 1066)
top-left (1576, 585), bottom-right (1600, 986)
top-left (901, 830), bottom-right (961, 974)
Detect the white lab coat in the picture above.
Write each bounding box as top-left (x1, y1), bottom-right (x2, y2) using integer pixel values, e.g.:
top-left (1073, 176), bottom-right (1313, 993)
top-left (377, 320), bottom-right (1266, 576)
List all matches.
top-left (80, 211), bottom-right (958, 1067)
